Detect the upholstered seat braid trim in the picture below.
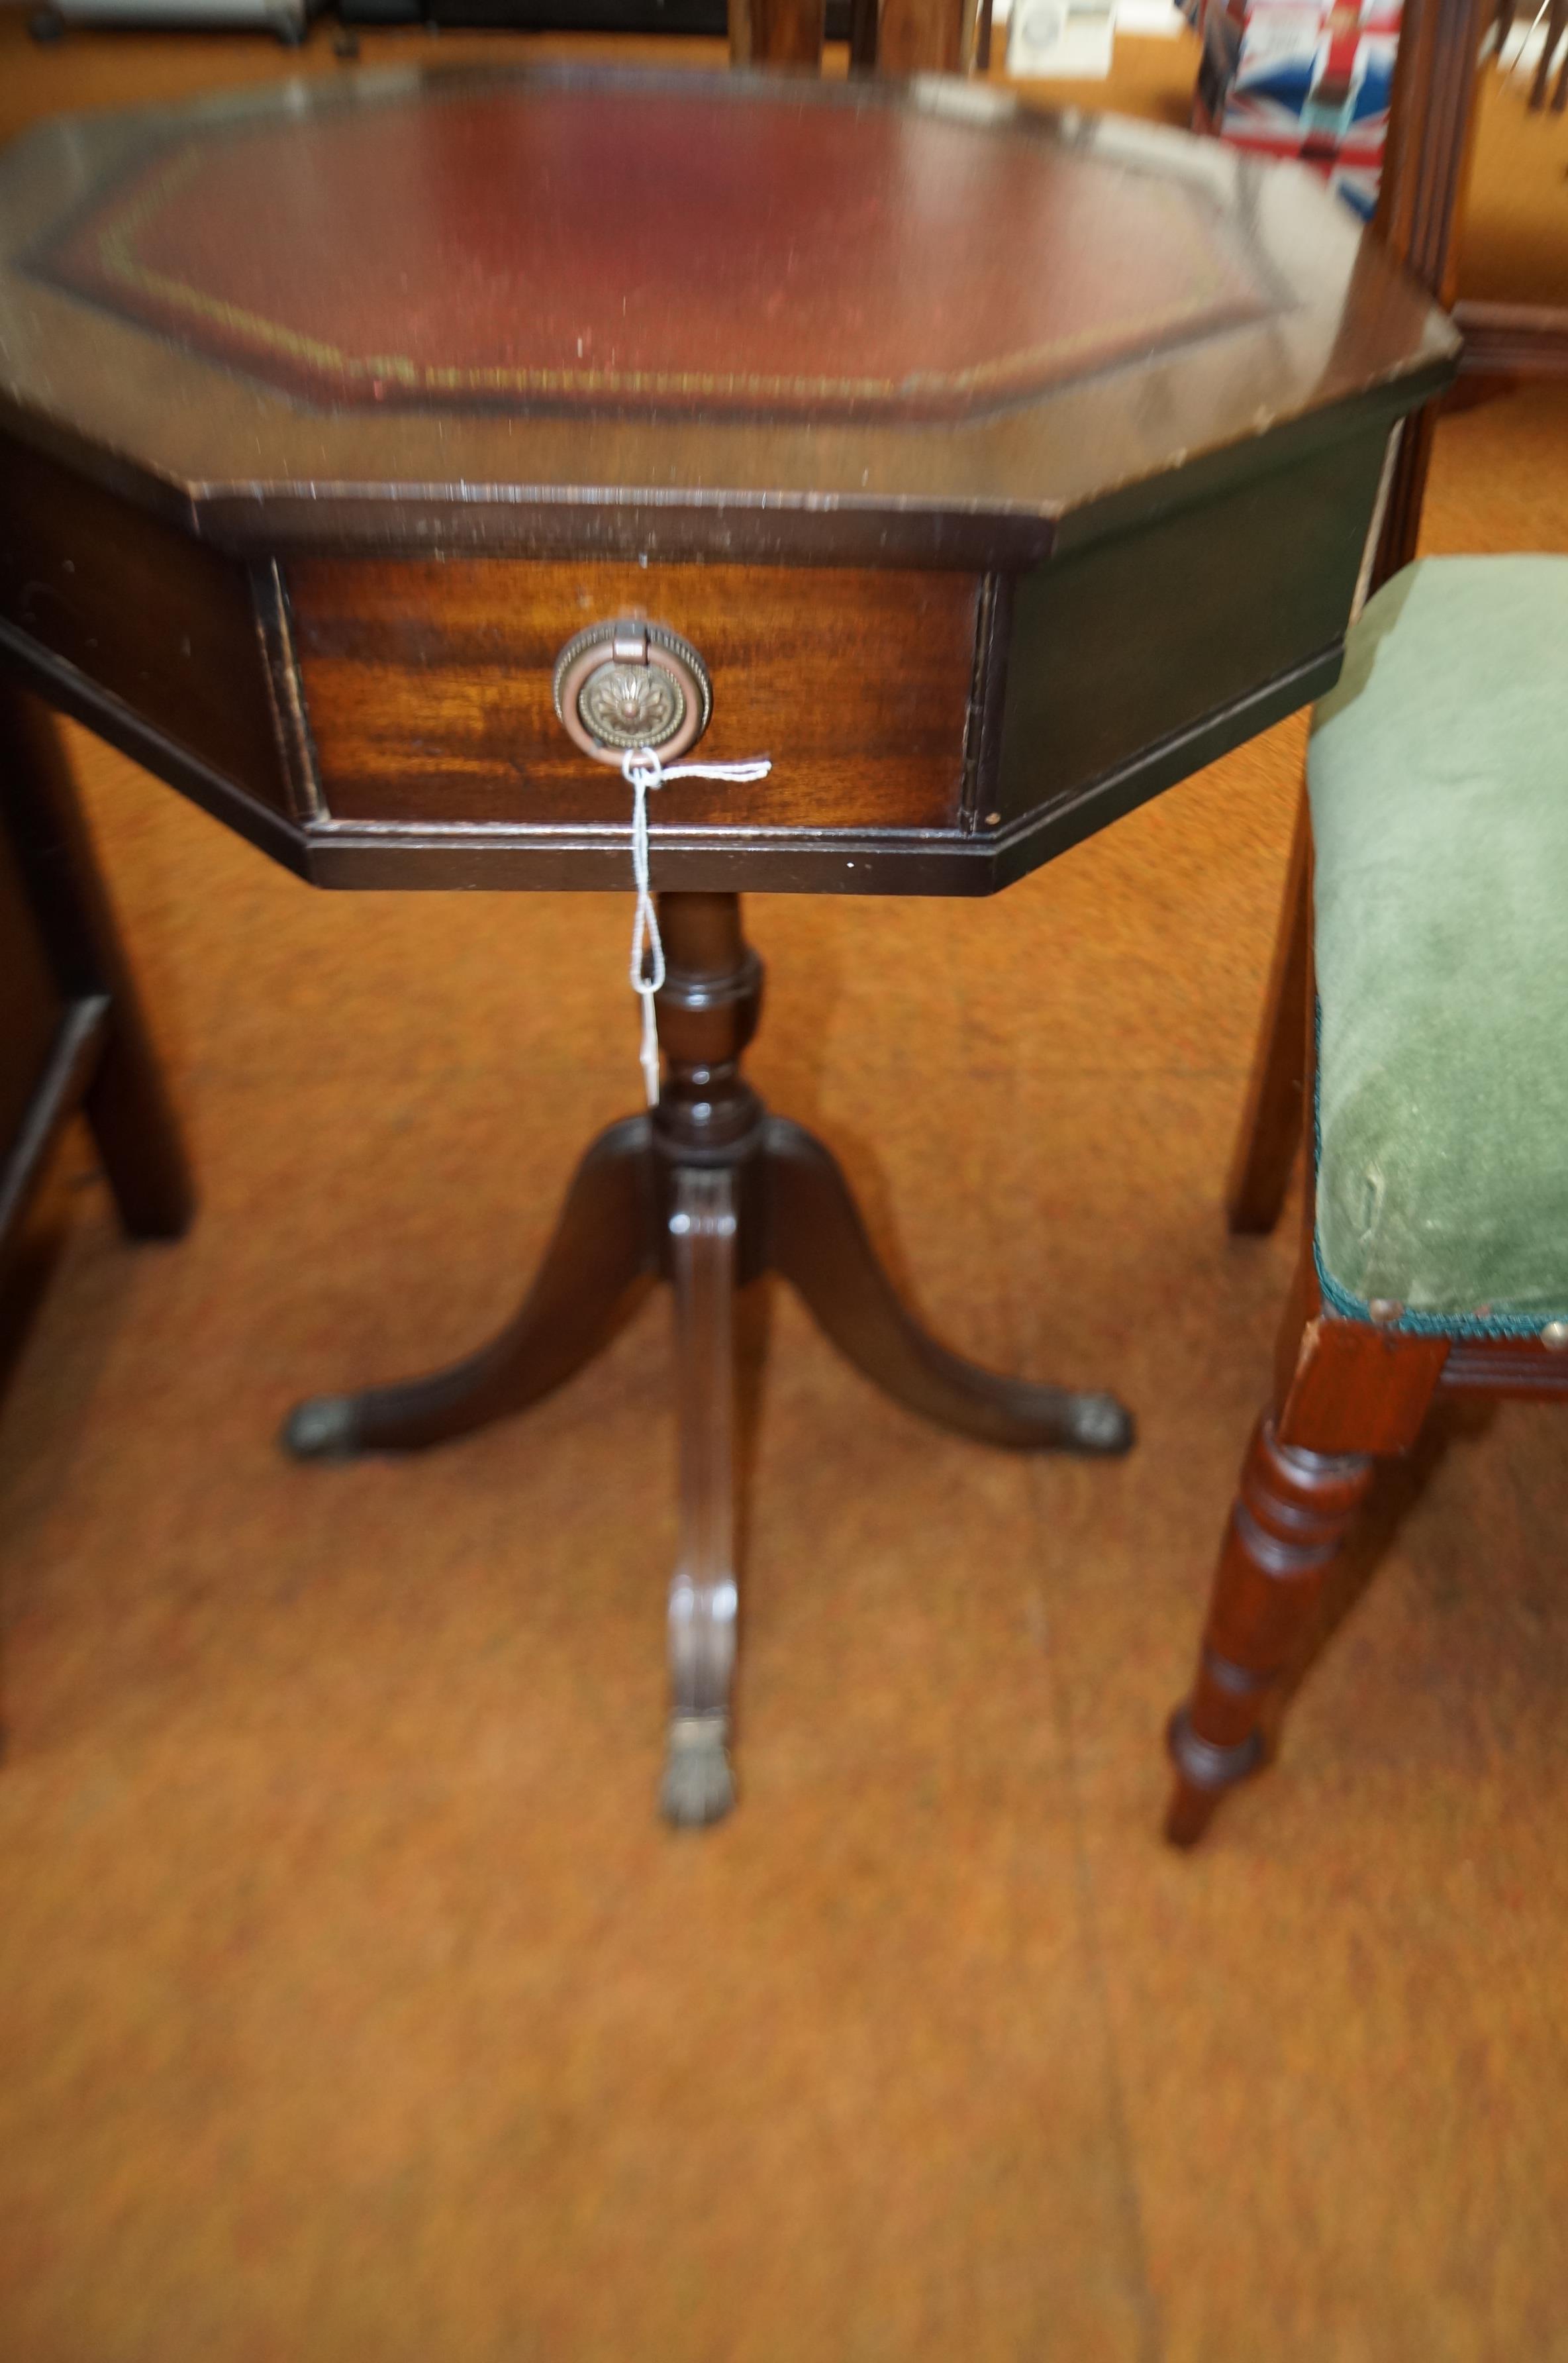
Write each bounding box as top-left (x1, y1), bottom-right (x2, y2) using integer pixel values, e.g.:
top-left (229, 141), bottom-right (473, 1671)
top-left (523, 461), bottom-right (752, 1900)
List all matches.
top-left (1310, 557), bottom-right (1568, 1337)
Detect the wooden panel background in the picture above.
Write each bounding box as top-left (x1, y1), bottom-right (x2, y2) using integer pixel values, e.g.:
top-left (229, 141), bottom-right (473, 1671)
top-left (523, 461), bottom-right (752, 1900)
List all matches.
top-left (290, 559), bottom-right (981, 832)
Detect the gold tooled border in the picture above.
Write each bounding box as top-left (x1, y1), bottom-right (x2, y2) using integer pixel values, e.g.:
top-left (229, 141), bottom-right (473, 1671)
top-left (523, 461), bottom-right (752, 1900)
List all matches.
top-left (74, 130), bottom-right (1257, 409)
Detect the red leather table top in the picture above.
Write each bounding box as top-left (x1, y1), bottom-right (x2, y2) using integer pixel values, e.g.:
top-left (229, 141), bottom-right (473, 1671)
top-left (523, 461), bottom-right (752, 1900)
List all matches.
top-left (38, 79), bottom-right (1263, 421)
top-left (0, 68), bottom-right (1456, 563)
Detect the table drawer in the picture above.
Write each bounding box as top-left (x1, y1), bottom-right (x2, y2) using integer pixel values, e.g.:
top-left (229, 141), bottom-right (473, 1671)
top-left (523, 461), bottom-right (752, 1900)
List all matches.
top-left (289, 560), bottom-right (982, 832)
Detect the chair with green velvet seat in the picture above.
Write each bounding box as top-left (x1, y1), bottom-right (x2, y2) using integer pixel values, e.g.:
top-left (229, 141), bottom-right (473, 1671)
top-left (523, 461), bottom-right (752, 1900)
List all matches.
top-left (1165, 554), bottom-right (1568, 1846)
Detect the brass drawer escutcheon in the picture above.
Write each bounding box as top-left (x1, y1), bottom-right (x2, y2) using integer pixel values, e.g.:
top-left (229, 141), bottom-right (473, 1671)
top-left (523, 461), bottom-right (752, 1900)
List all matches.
top-left (552, 618), bottom-right (712, 766)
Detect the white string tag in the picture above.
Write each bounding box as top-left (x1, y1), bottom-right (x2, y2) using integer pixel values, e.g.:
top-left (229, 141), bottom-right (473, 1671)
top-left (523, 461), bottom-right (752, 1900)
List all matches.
top-left (622, 746), bottom-right (773, 1107)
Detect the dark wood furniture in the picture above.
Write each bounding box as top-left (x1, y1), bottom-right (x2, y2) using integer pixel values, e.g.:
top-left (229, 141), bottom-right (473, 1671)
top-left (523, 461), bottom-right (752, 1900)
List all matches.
top-left (1224, 0), bottom-right (1488, 1241)
top-left (0, 65), bottom-right (1452, 1821)
top-left (1489, 0), bottom-right (1567, 102)
top-left (1, 676), bottom-right (191, 1266)
top-left (1165, 0), bottom-right (1568, 1844)
top-left (1528, 0), bottom-right (1568, 107)
top-left (729, 0), bottom-right (830, 58)
top-left (1449, 3), bottom-right (1568, 376)
top-left (728, 0), bottom-right (975, 68)
top-left (1166, 1164), bottom-right (1568, 1849)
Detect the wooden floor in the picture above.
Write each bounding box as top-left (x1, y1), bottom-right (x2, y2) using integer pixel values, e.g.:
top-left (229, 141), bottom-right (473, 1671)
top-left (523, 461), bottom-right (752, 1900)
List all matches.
top-left (3, 13), bottom-right (1568, 2358)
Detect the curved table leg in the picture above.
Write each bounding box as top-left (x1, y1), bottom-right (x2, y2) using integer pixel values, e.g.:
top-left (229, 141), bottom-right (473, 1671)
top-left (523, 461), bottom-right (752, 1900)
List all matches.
top-left (283, 1116), bottom-right (658, 1458)
top-left (762, 1116), bottom-right (1134, 1454)
top-left (660, 1166), bottom-right (740, 1829)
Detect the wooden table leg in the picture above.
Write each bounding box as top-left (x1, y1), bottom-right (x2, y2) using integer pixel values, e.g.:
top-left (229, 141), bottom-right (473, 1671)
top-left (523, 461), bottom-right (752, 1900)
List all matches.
top-left (662, 1164), bottom-right (741, 1828)
top-left (282, 1116), bottom-right (658, 1458)
top-left (283, 896), bottom-right (1138, 1462)
top-left (1, 679), bottom-right (193, 1244)
top-left (285, 889), bottom-right (1134, 1818)
top-left (765, 1119), bottom-right (1131, 1451)
top-left (653, 893), bottom-right (1132, 1459)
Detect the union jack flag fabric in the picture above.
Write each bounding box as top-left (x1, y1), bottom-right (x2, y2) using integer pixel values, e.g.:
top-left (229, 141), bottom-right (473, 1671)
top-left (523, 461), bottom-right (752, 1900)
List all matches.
top-left (1187, 0), bottom-right (1401, 221)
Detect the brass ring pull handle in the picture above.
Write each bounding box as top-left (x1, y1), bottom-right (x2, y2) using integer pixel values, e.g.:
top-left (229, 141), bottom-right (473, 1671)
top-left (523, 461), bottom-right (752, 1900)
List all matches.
top-left (552, 618), bottom-right (712, 767)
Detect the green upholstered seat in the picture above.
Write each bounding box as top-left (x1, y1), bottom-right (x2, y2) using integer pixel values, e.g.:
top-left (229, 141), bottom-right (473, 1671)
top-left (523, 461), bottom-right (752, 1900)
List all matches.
top-left (1310, 556), bottom-right (1568, 1334)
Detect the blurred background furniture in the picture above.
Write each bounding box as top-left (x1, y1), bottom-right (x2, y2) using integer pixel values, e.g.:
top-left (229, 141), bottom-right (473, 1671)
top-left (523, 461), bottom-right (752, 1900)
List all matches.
top-left (31, 0), bottom-right (319, 45)
top-left (1524, 0), bottom-right (1566, 107)
top-left (1455, 0), bottom-right (1568, 365)
top-left (28, 0), bottom-right (982, 55)
top-left (728, 0), bottom-right (985, 64)
top-left (1493, 0), bottom-right (1568, 109)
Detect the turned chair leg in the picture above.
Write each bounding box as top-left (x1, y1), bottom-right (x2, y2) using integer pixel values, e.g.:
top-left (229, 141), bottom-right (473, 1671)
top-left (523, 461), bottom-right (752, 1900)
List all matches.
top-left (1165, 1243), bottom-right (1449, 1844)
top-left (1165, 1419), bottom-right (1374, 1844)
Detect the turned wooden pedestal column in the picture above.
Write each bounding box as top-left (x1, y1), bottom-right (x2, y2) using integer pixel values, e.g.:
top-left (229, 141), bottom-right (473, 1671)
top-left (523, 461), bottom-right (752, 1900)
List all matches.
top-left (286, 891), bottom-right (1132, 1822)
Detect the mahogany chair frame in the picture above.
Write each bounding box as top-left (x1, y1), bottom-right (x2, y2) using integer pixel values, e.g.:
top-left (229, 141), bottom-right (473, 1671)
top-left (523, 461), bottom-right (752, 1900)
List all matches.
top-left (1167, 930), bottom-right (1568, 1846)
top-left (1167, 0), bottom-right (1568, 1842)
top-left (1224, 0), bottom-right (1487, 1246)
top-left (1222, 0), bottom-right (1567, 1250)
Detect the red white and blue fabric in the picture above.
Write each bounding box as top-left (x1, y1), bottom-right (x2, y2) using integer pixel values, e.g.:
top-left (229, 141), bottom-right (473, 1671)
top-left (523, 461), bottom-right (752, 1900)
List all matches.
top-left (1189, 0), bottom-right (1401, 223)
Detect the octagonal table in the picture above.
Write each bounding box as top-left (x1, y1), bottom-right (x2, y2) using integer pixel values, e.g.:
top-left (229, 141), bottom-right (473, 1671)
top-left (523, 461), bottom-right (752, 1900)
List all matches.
top-left (0, 65), bottom-right (1455, 1820)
